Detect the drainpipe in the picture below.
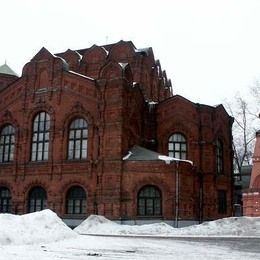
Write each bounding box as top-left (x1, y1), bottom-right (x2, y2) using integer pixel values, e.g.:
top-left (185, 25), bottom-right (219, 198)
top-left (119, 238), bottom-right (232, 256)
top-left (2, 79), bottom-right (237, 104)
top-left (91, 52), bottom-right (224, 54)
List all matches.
top-left (197, 103), bottom-right (204, 223)
top-left (175, 161), bottom-right (180, 228)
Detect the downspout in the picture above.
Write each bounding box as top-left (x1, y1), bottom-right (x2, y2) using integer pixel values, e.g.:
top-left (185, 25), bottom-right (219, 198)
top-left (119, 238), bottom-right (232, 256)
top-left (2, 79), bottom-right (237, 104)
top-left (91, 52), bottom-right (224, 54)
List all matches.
top-left (175, 161), bottom-right (180, 227)
top-left (197, 103), bottom-right (204, 223)
top-left (229, 116), bottom-right (235, 216)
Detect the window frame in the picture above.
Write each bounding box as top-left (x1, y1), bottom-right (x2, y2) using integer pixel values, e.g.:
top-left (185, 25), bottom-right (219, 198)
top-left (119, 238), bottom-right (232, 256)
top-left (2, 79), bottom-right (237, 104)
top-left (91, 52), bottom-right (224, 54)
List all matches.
top-left (0, 125), bottom-right (15, 163)
top-left (0, 187), bottom-right (12, 213)
top-left (31, 112), bottom-right (50, 162)
top-left (168, 133), bottom-right (187, 160)
top-left (216, 139), bottom-right (224, 175)
top-left (67, 118), bottom-right (88, 160)
top-left (28, 186), bottom-right (47, 213)
top-left (66, 186), bottom-right (87, 215)
top-left (137, 185), bottom-right (162, 217)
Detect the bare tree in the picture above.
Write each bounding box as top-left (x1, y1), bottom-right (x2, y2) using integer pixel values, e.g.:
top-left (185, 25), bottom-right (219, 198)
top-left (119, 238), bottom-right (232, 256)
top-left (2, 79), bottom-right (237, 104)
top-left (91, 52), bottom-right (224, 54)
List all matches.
top-left (251, 79), bottom-right (260, 108)
top-left (225, 94), bottom-right (257, 176)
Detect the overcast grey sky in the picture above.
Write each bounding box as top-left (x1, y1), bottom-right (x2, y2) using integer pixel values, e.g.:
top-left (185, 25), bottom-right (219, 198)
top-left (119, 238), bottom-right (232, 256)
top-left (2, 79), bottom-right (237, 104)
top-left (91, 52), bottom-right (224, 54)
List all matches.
top-left (1, 0), bottom-right (260, 105)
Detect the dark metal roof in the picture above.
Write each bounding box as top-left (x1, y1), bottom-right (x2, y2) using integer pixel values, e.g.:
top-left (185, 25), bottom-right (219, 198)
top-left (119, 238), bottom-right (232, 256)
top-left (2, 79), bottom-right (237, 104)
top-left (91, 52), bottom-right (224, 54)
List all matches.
top-left (0, 63), bottom-right (18, 76)
top-left (123, 145), bottom-right (194, 166)
top-left (123, 145), bottom-right (162, 161)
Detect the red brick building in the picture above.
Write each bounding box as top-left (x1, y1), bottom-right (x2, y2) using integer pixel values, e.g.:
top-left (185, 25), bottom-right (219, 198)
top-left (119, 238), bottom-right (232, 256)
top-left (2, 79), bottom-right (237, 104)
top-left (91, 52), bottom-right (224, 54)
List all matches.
top-left (0, 41), bottom-right (233, 227)
top-left (243, 131), bottom-right (260, 216)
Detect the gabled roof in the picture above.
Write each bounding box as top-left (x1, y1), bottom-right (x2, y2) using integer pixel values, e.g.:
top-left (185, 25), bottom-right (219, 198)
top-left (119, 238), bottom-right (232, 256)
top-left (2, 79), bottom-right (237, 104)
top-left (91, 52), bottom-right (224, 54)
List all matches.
top-left (0, 63), bottom-right (18, 76)
top-left (31, 47), bottom-right (54, 61)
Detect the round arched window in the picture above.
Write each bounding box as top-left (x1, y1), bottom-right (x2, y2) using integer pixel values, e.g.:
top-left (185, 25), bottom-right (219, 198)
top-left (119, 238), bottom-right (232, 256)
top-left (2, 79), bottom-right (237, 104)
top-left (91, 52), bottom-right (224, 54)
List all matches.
top-left (168, 133), bottom-right (187, 159)
top-left (28, 186), bottom-right (47, 212)
top-left (138, 185), bottom-right (161, 216)
top-left (66, 186), bottom-right (87, 214)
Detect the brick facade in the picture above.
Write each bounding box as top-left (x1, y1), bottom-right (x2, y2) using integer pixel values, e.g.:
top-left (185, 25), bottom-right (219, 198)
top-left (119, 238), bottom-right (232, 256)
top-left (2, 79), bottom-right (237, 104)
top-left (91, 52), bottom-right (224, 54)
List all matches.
top-left (0, 41), bottom-right (233, 227)
top-left (243, 131), bottom-right (260, 216)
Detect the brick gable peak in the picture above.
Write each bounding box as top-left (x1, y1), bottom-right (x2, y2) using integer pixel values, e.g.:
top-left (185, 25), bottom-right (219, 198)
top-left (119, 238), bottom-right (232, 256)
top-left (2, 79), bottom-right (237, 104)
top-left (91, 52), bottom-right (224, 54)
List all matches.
top-left (31, 47), bottom-right (54, 61)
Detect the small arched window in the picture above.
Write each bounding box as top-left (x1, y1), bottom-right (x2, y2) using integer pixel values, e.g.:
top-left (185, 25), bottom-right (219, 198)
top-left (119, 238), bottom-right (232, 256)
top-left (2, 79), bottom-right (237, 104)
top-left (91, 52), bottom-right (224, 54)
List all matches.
top-left (66, 186), bottom-right (87, 214)
top-left (28, 186), bottom-right (47, 212)
top-left (68, 118), bottom-right (88, 160)
top-left (138, 185), bottom-right (161, 216)
top-left (168, 133), bottom-right (187, 159)
top-left (0, 125), bottom-right (15, 163)
top-left (216, 139), bottom-right (224, 174)
top-left (0, 187), bottom-right (12, 213)
top-left (31, 112), bottom-right (50, 161)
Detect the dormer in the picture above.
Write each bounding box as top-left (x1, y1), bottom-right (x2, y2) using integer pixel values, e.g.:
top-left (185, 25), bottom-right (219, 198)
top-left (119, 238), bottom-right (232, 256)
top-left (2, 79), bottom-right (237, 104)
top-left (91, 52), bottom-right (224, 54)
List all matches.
top-left (82, 45), bottom-right (108, 64)
top-left (108, 40), bottom-right (136, 62)
top-left (57, 49), bottom-right (81, 71)
top-left (22, 47), bottom-right (69, 91)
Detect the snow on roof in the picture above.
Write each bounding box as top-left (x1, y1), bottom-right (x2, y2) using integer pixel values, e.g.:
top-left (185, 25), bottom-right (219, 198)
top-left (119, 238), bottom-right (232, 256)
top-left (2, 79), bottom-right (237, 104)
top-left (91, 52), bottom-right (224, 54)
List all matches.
top-left (68, 70), bottom-right (94, 80)
top-left (101, 46), bottom-right (109, 55)
top-left (158, 155), bottom-right (193, 165)
top-left (148, 101), bottom-right (158, 105)
top-left (53, 55), bottom-right (70, 71)
top-left (118, 62), bottom-right (128, 69)
top-left (135, 47), bottom-right (150, 56)
top-left (73, 50), bottom-right (83, 60)
top-left (122, 145), bottom-right (193, 165)
top-left (122, 151), bottom-right (133, 160)
top-left (122, 145), bottom-right (162, 161)
top-left (146, 100), bottom-right (158, 112)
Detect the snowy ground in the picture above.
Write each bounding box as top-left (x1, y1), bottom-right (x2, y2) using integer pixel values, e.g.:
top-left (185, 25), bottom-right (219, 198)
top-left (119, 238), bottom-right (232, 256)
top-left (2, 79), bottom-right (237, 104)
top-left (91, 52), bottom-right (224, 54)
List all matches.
top-left (1, 210), bottom-right (260, 260)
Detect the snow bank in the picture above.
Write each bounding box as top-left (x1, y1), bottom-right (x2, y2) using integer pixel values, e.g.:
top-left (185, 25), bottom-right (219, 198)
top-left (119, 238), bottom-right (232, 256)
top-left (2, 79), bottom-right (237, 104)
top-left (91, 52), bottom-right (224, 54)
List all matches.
top-left (178, 216), bottom-right (260, 236)
top-left (74, 215), bottom-right (260, 237)
top-left (0, 209), bottom-right (77, 245)
top-left (74, 215), bottom-right (174, 235)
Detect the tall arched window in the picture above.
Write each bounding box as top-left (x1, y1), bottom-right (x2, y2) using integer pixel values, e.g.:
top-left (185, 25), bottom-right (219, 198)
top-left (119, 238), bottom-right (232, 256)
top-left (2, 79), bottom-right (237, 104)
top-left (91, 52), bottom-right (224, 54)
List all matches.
top-left (0, 125), bottom-right (15, 163)
top-left (66, 186), bottom-right (87, 214)
top-left (68, 118), bottom-right (88, 160)
top-left (0, 187), bottom-right (12, 213)
top-left (138, 185), bottom-right (161, 216)
top-left (28, 186), bottom-right (47, 212)
top-left (31, 112), bottom-right (50, 161)
top-left (168, 133), bottom-right (187, 159)
top-left (216, 139), bottom-right (224, 174)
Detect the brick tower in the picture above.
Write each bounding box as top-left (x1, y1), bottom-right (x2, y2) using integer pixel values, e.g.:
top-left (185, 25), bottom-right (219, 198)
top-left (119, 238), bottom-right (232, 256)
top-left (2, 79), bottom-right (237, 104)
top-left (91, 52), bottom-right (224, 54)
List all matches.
top-left (243, 130), bottom-right (260, 216)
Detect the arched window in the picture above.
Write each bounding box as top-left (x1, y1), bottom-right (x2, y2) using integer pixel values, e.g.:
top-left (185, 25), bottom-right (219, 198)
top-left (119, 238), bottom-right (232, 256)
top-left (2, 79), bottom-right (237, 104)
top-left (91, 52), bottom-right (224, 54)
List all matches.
top-left (138, 185), bottom-right (161, 216)
top-left (28, 186), bottom-right (47, 212)
top-left (31, 112), bottom-right (50, 161)
top-left (0, 125), bottom-right (15, 163)
top-left (66, 186), bottom-right (87, 214)
top-left (68, 118), bottom-right (88, 160)
top-left (216, 139), bottom-right (224, 174)
top-left (0, 187), bottom-right (11, 213)
top-left (168, 133), bottom-right (187, 159)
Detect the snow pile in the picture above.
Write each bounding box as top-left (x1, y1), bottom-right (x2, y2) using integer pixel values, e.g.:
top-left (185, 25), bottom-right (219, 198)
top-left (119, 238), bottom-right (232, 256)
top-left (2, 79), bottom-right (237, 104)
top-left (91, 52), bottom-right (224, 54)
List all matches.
top-left (0, 209), bottom-right (77, 245)
top-left (74, 215), bottom-right (260, 237)
top-left (178, 216), bottom-right (260, 236)
top-left (74, 215), bottom-right (174, 235)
